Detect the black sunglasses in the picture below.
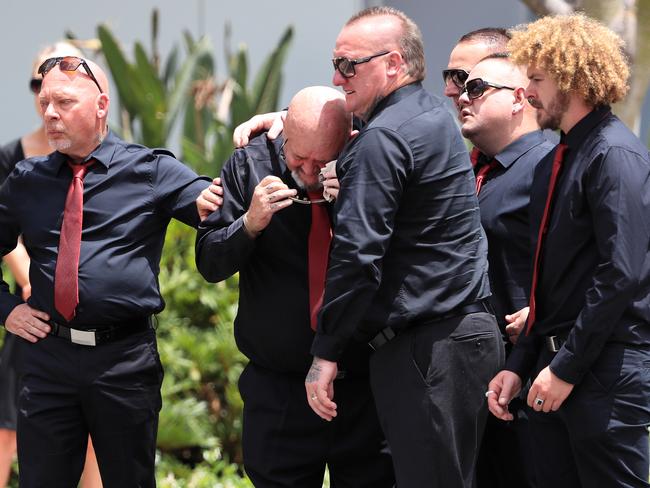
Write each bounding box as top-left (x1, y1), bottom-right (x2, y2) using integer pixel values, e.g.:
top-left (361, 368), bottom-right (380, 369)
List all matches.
top-left (332, 51), bottom-right (390, 78)
top-left (442, 68), bottom-right (469, 89)
top-left (38, 56), bottom-right (103, 93)
top-left (29, 78), bottom-right (42, 94)
top-left (461, 78), bottom-right (515, 100)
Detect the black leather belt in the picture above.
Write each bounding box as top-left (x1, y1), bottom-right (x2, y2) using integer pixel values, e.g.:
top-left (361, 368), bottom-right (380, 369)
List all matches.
top-left (368, 300), bottom-right (493, 351)
top-left (545, 335), bottom-right (565, 353)
top-left (49, 316), bottom-right (154, 346)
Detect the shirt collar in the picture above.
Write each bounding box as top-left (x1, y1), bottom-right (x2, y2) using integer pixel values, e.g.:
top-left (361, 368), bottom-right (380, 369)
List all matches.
top-left (493, 130), bottom-right (550, 169)
top-left (366, 81), bottom-right (422, 122)
top-left (563, 105), bottom-right (611, 149)
top-left (52, 130), bottom-right (117, 174)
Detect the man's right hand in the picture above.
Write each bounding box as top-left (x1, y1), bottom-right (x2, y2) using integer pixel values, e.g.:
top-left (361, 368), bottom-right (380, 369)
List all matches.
top-left (243, 175), bottom-right (297, 236)
top-left (5, 304), bottom-right (51, 343)
top-left (486, 370), bottom-right (522, 421)
top-left (197, 177), bottom-right (223, 221)
top-left (233, 111), bottom-right (287, 147)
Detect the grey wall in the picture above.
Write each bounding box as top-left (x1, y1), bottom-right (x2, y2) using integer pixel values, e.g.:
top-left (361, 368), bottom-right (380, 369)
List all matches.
top-left (3, 0), bottom-right (648, 149)
top-left (386, 0), bottom-right (533, 98)
top-left (0, 0), bottom-right (363, 146)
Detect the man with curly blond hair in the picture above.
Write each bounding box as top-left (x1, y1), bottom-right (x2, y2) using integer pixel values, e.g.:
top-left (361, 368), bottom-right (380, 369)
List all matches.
top-left (487, 13), bottom-right (650, 488)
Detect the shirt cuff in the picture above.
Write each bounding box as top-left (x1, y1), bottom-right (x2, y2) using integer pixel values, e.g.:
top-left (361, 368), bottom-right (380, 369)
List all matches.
top-left (311, 333), bottom-right (347, 362)
top-left (0, 295), bottom-right (25, 326)
top-left (504, 339), bottom-right (538, 382)
top-left (549, 347), bottom-right (584, 385)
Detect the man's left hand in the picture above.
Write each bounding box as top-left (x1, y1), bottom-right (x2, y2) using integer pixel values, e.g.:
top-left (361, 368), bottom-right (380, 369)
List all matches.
top-left (305, 357), bottom-right (338, 421)
top-left (527, 366), bottom-right (574, 413)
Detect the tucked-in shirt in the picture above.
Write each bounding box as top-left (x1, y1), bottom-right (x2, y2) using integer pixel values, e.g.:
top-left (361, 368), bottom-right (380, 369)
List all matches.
top-left (195, 133), bottom-right (371, 375)
top-left (0, 130), bottom-right (210, 327)
top-left (476, 131), bottom-right (555, 330)
top-left (311, 82), bottom-right (491, 361)
top-left (506, 106), bottom-right (650, 384)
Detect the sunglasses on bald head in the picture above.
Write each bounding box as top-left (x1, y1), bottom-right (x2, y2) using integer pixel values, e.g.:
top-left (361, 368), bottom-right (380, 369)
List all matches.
top-left (332, 51), bottom-right (390, 79)
top-left (442, 68), bottom-right (469, 89)
top-left (38, 56), bottom-right (103, 93)
top-left (461, 78), bottom-right (515, 100)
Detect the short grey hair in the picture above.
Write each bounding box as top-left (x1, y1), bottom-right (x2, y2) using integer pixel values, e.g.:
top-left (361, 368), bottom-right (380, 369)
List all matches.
top-left (347, 6), bottom-right (426, 81)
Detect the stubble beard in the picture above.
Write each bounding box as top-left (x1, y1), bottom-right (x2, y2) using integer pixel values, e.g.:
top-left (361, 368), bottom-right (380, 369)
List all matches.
top-left (537, 91), bottom-right (570, 131)
top-left (291, 170), bottom-right (322, 192)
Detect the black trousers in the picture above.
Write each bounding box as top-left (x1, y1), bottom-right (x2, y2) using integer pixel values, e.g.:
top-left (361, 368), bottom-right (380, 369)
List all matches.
top-left (239, 362), bottom-right (394, 488)
top-left (369, 312), bottom-right (504, 488)
top-left (14, 328), bottom-right (163, 488)
top-left (476, 397), bottom-right (537, 488)
top-left (527, 344), bottom-right (650, 488)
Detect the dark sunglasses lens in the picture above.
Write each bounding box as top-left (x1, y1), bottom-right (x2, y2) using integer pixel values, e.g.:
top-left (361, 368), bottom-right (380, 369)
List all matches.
top-left (452, 70), bottom-right (469, 87)
top-left (38, 58), bottom-right (58, 76)
top-left (443, 69), bottom-right (468, 88)
top-left (59, 57), bottom-right (82, 73)
top-left (334, 58), bottom-right (354, 78)
top-left (467, 80), bottom-right (486, 99)
top-left (29, 78), bottom-right (42, 93)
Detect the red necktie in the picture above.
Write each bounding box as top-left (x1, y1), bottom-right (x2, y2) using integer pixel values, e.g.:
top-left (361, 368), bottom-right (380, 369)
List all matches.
top-left (54, 161), bottom-right (93, 322)
top-left (475, 160), bottom-right (499, 195)
top-left (470, 147), bottom-right (481, 168)
top-left (307, 191), bottom-right (332, 331)
top-left (526, 144), bottom-right (569, 335)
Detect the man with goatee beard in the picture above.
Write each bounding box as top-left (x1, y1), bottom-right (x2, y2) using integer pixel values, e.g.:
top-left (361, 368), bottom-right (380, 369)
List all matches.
top-left (195, 86), bottom-right (394, 488)
top-left (487, 14), bottom-right (650, 488)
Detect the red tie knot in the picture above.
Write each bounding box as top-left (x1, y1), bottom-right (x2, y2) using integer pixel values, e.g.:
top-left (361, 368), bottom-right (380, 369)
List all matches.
top-left (68, 160), bottom-right (94, 179)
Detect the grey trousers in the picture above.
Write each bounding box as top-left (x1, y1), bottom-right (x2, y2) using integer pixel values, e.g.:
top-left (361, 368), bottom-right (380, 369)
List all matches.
top-left (369, 312), bottom-right (504, 488)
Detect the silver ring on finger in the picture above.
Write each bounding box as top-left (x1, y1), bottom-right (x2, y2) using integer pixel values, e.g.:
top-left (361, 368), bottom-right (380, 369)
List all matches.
top-left (534, 397), bottom-right (544, 407)
top-left (310, 393), bottom-right (317, 401)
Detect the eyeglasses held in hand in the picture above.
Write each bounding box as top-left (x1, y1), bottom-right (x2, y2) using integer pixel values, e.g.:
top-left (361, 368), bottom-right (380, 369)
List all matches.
top-left (278, 139), bottom-right (327, 204)
top-left (442, 68), bottom-right (469, 89)
top-left (332, 51), bottom-right (390, 78)
top-left (38, 56), bottom-right (103, 93)
top-left (461, 78), bottom-right (515, 100)
top-left (29, 78), bottom-right (42, 94)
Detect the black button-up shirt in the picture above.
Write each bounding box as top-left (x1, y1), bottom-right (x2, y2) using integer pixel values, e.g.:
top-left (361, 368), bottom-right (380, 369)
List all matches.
top-left (0, 131), bottom-right (210, 327)
top-left (195, 134), bottom-right (371, 374)
top-left (476, 131), bottom-right (555, 329)
top-left (311, 82), bottom-right (491, 360)
top-left (506, 107), bottom-right (650, 384)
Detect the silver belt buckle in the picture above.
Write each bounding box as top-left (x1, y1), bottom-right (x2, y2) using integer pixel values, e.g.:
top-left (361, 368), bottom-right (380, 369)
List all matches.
top-left (70, 328), bottom-right (97, 347)
top-left (545, 335), bottom-right (561, 353)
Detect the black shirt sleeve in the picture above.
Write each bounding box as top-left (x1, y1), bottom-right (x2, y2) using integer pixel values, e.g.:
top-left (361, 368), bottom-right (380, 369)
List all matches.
top-left (195, 149), bottom-right (256, 283)
top-left (311, 127), bottom-right (410, 360)
top-left (549, 146), bottom-right (650, 383)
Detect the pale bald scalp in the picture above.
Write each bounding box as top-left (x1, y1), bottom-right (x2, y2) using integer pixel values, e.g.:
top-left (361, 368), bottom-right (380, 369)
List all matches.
top-left (84, 58), bottom-right (109, 95)
top-left (285, 86), bottom-right (351, 150)
top-left (41, 57), bottom-right (109, 95)
top-left (473, 55), bottom-right (527, 87)
top-left (32, 41), bottom-right (83, 77)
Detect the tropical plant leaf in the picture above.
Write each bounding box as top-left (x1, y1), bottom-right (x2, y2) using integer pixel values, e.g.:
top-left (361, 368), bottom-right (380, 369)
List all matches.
top-left (251, 26), bottom-right (293, 114)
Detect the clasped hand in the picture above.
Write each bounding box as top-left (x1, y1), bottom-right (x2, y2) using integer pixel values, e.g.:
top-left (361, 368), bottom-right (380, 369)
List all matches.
top-left (245, 176), bottom-right (297, 234)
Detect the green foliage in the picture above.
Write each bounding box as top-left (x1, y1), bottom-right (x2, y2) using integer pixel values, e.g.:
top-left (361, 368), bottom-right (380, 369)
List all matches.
top-left (91, 10), bottom-right (293, 485)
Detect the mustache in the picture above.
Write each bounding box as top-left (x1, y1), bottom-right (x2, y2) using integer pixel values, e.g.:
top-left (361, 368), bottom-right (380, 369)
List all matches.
top-left (527, 97), bottom-right (543, 109)
top-left (46, 123), bottom-right (66, 131)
